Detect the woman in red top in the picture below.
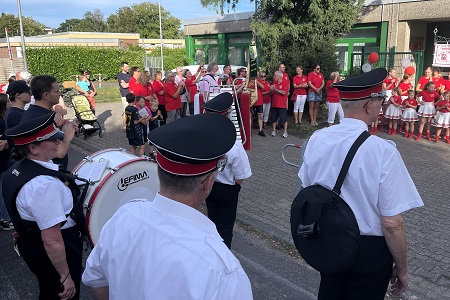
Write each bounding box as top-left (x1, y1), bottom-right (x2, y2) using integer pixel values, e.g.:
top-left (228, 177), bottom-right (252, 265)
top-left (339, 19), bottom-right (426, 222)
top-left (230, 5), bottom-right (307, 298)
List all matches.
top-left (415, 67), bottom-right (432, 93)
top-left (134, 71), bottom-right (155, 109)
top-left (325, 72), bottom-right (343, 127)
top-left (416, 82), bottom-right (440, 141)
top-left (152, 71), bottom-right (166, 123)
top-left (183, 66), bottom-right (202, 116)
top-left (258, 72), bottom-right (272, 129)
top-left (128, 66), bottom-right (140, 94)
top-left (292, 66), bottom-right (308, 124)
top-left (398, 74), bottom-right (413, 100)
top-left (434, 91), bottom-right (450, 143)
top-left (307, 65), bottom-right (324, 126)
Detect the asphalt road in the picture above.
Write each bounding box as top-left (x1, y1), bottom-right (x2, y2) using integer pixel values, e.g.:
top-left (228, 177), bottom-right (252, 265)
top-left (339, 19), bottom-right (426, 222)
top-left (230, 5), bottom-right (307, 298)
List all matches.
top-left (0, 146), bottom-right (321, 300)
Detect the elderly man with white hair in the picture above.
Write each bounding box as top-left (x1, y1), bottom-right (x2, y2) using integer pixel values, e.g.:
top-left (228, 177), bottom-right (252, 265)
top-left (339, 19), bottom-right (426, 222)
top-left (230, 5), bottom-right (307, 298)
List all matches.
top-left (270, 70), bottom-right (290, 138)
top-left (199, 62), bottom-right (220, 100)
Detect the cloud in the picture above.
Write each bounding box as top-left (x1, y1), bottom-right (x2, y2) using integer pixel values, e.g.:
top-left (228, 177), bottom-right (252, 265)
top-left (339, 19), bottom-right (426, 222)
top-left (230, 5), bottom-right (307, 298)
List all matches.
top-left (2, 1), bottom-right (255, 29)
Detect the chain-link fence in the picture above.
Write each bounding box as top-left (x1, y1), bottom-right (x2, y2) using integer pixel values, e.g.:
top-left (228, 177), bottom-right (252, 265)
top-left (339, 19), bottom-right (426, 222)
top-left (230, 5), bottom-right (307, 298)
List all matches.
top-left (349, 51), bottom-right (424, 85)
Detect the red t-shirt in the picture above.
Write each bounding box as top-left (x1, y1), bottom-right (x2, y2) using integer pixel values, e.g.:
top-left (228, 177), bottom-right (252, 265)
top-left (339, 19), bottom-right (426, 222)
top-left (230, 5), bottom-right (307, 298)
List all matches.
top-left (260, 80), bottom-right (272, 104)
top-left (292, 75), bottom-right (308, 96)
top-left (128, 77), bottom-right (137, 94)
top-left (152, 80), bottom-right (166, 105)
top-left (185, 75), bottom-right (198, 103)
top-left (235, 78), bottom-right (245, 100)
top-left (403, 98), bottom-right (418, 109)
top-left (418, 90), bottom-right (440, 103)
top-left (436, 100), bottom-right (450, 113)
top-left (326, 80), bottom-right (339, 103)
top-left (382, 77), bottom-right (398, 90)
top-left (398, 81), bottom-right (413, 96)
top-left (432, 76), bottom-right (444, 90)
top-left (417, 76), bottom-right (432, 90)
top-left (163, 81), bottom-right (182, 111)
top-left (444, 80), bottom-right (450, 92)
top-left (218, 75), bottom-right (233, 85)
top-left (272, 80), bottom-right (289, 108)
top-left (307, 72), bottom-right (324, 93)
top-left (390, 95), bottom-right (403, 106)
top-left (133, 82), bottom-right (154, 98)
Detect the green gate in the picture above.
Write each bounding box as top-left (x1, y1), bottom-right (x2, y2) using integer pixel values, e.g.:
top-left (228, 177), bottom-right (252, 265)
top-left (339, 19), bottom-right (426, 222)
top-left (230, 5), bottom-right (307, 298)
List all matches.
top-left (349, 51), bottom-right (424, 84)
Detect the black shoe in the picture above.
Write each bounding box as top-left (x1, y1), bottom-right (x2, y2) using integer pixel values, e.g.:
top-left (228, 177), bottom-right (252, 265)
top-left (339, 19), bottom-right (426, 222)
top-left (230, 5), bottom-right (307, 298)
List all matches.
top-left (258, 130), bottom-right (266, 137)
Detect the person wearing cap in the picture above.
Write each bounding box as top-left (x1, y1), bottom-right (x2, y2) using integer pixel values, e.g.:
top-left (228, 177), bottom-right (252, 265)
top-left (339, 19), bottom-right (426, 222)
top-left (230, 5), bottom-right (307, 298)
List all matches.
top-left (5, 80), bottom-right (32, 129)
top-left (2, 112), bottom-right (83, 300)
top-left (82, 113), bottom-right (253, 299)
top-left (21, 75), bottom-right (76, 171)
top-left (202, 93), bottom-right (252, 249)
top-left (298, 68), bottom-right (423, 300)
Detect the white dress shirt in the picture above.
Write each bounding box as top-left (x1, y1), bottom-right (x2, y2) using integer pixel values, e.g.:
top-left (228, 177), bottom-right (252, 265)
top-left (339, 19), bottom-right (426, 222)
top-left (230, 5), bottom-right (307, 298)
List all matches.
top-left (216, 141), bottom-right (252, 185)
top-left (299, 118), bottom-right (423, 236)
top-left (16, 160), bottom-right (75, 230)
top-left (82, 193), bottom-right (253, 300)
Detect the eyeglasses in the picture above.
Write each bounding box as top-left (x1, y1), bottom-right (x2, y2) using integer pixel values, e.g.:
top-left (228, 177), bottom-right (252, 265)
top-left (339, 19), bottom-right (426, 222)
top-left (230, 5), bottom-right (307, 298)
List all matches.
top-left (363, 98), bottom-right (382, 108)
top-left (260, 75), bottom-right (266, 77)
top-left (315, 68), bottom-right (321, 70)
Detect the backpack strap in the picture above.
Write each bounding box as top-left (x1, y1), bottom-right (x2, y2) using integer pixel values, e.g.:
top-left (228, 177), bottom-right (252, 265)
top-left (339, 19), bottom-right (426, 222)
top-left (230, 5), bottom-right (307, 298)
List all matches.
top-left (332, 130), bottom-right (371, 195)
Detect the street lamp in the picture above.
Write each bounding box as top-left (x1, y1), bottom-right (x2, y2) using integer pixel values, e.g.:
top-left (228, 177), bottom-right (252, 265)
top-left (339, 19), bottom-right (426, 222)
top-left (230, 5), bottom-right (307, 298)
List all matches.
top-left (17, 0), bottom-right (28, 72)
top-left (159, 1), bottom-right (164, 74)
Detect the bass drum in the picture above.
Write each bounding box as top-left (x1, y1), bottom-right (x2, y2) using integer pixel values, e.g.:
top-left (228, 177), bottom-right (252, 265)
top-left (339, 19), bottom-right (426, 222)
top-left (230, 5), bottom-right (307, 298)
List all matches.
top-left (72, 148), bottom-right (159, 246)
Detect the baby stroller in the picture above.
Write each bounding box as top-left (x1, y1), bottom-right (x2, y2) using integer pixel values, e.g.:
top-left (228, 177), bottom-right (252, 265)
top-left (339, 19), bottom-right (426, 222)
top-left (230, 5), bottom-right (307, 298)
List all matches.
top-left (71, 95), bottom-right (103, 139)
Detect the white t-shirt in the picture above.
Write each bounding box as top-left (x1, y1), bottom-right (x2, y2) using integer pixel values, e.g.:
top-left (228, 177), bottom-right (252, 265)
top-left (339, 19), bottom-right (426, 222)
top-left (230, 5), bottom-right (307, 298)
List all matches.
top-left (82, 193), bottom-right (253, 300)
top-left (16, 160), bottom-right (75, 230)
top-left (299, 118), bottom-right (423, 236)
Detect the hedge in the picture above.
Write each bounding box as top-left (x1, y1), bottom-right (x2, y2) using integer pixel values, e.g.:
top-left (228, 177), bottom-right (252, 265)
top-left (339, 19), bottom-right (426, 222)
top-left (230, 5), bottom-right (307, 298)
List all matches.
top-left (26, 46), bottom-right (189, 82)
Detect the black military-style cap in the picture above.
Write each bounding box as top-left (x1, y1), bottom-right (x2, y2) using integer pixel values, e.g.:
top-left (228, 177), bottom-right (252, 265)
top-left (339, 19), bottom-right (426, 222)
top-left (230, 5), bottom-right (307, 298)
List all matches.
top-left (5, 112), bottom-right (64, 146)
top-left (332, 68), bottom-right (388, 100)
top-left (6, 80), bottom-right (31, 96)
top-left (148, 113), bottom-right (236, 176)
top-left (202, 92), bottom-right (233, 114)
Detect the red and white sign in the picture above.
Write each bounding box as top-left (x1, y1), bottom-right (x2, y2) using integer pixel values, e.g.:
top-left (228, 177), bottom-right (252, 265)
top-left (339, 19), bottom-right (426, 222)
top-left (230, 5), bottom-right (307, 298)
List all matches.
top-left (433, 44), bottom-right (450, 67)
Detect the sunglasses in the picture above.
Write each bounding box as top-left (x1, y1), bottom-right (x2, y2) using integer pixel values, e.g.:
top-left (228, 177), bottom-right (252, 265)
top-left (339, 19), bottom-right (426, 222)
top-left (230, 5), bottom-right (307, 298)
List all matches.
top-left (260, 75), bottom-right (266, 77)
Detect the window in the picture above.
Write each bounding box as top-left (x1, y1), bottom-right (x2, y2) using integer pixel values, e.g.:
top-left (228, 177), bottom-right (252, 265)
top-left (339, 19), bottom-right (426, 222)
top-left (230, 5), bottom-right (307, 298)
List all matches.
top-left (194, 38), bottom-right (218, 45)
top-left (228, 47), bottom-right (242, 65)
top-left (195, 49), bottom-right (206, 64)
top-left (208, 48), bottom-right (219, 64)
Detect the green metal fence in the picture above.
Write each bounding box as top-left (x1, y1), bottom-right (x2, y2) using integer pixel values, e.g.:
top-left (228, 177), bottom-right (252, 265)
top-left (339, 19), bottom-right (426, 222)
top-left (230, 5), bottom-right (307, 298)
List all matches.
top-left (349, 51), bottom-right (424, 85)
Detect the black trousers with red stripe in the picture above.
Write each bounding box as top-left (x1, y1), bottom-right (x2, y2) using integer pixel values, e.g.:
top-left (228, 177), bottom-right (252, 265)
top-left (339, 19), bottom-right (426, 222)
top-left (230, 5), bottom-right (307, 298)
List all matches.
top-left (318, 235), bottom-right (393, 300)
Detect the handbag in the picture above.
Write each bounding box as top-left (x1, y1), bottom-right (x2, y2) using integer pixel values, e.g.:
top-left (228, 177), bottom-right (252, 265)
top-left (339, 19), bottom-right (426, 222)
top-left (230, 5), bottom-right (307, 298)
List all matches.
top-left (290, 131), bottom-right (370, 274)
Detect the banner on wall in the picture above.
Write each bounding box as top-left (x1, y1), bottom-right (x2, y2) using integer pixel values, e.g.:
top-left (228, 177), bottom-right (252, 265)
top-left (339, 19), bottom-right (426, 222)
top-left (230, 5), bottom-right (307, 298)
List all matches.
top-left (433, 44), bottom-right (450, 67)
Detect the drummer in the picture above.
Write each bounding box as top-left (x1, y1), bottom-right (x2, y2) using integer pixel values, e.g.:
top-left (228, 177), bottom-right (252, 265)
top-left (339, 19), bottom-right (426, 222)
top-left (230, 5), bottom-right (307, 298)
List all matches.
top-left (2, 112), bottom-right (82, 300)
top-left (82, 113), bottom-right (253, 299)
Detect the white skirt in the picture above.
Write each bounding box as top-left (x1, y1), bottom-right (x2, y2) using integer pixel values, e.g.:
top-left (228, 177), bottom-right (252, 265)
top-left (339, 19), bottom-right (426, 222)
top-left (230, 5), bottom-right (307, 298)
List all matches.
top-left (385, 104), bottom-right (402, 119)
top-left (417, 102), bottom-right (436, 117)
top-left (383, 90), bottom-right (392, 104)
top-left (401, 108), bottom-right (418, 122)
top-left (434, 112), bottom-right (450, 128)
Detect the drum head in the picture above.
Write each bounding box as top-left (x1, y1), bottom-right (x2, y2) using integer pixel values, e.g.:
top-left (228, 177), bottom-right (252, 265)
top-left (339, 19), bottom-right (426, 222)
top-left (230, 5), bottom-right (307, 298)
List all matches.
top-left (74, 149), bottom-right (159, 245)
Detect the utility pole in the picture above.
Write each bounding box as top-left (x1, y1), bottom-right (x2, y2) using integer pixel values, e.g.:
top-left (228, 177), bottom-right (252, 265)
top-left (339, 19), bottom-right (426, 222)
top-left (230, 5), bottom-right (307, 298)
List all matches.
top-left (159, 1), bottom-right (164, 74)
top-left (17, 0), bottom-right (28, 72)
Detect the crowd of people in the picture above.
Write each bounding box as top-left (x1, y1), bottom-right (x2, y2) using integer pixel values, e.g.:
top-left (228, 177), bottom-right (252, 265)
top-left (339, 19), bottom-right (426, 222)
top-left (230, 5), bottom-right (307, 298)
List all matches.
top-left (0, 60), bottom-right (441, 299)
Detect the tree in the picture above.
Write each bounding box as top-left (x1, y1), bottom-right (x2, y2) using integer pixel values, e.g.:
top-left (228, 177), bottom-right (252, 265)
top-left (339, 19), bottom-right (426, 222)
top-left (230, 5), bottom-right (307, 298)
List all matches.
top-left (78, 9), bottom-right (107, 32)
top-left (55, 18), bottom-right (82, 33)
top-left (0, 13), bottom-right (46, 38)
top-left (201, 0), bottom-right (363, 76)
top-left (106, 2), bottom-right (181, 38)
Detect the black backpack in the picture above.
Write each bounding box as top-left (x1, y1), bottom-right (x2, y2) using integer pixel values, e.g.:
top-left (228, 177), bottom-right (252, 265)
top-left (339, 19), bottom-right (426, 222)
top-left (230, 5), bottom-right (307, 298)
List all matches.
top-left (290, 131), bottom-right (370, 274)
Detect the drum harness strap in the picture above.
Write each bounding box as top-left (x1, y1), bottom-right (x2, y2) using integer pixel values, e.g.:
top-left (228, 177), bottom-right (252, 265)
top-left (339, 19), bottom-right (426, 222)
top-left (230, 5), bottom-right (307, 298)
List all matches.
top-left (3, 159), bottom-right (89, 242)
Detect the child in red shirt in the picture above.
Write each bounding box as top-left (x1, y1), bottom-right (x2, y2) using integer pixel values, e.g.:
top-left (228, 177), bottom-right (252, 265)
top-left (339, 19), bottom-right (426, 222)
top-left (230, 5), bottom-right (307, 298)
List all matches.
top-left (401, 90), bottom-right (418, 138)
top-left (416, 82), bottom-right (440, 141)
top-left (384, 88), bottom-right (403, 135)
top-left (434, 91), bottom-right (450, 143)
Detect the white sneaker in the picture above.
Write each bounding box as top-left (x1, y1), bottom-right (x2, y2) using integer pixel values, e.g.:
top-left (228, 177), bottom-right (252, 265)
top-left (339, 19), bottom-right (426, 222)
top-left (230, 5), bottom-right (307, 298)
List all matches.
top-left (271, 131), bottom-right (276, 137)
top-left (282, 132), bottom-right (288, 138)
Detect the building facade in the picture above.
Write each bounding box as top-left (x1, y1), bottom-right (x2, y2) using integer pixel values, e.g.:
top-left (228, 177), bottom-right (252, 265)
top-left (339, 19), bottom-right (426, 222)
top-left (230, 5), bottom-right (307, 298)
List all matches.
top-left (183, 0), bottom-right (450, 76)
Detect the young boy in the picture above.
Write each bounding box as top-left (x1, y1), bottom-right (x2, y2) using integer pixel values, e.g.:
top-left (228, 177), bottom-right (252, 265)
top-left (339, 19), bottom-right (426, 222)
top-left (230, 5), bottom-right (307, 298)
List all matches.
top-left (147, 99), bottom-right (163, 158)
top-left (125, 93), bottom-right (148, 156)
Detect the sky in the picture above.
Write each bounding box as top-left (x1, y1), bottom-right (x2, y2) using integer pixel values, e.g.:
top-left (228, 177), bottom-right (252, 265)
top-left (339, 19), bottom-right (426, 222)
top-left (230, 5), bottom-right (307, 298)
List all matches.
top-left (2, 0), bottom-right (256, 30)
